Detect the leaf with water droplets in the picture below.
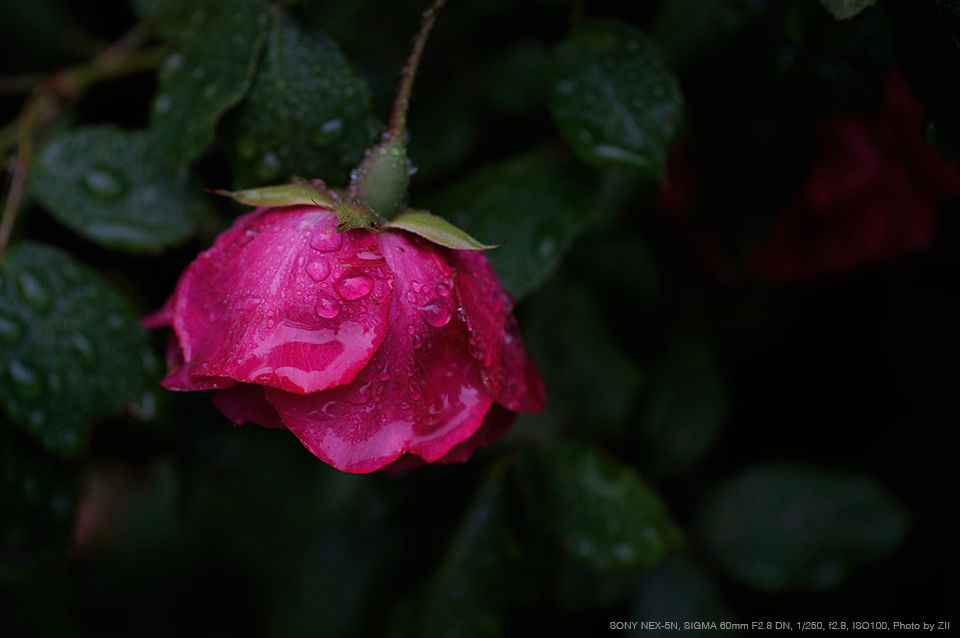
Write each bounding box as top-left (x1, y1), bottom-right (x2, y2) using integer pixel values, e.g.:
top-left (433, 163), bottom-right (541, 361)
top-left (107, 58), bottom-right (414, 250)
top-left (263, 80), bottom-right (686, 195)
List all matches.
top-left (132, 0), bottom-right (195, 39)
top-left (28, 125), bottom-right (214, 253)
top-left (698, 463), bottom-right (908, 591)
top-left (422, 151), bottom-right (592, 300)
top-left (385, 210), bottom-right (501, 251)
top-left (550, 20), bottom-right (684, 177)
top-left (403, 469), bottom-right (515, 638)
top-left (0, 243), bottom-right (161, 458)
top-left (521, 440), bottom-right (682, 572)
top-left (229, 8), bottom-right (380, 187)
top-left (212, 183), bottom-right (335, 208)
top-left (150, 0), bottom-right (270, 166)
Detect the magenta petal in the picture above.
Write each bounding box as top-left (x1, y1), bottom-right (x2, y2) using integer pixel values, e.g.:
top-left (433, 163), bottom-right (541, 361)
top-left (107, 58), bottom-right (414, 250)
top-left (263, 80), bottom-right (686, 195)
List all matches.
top-left (141, 295), bottom-right (174, 328)
top-left (170, 206), bottom-right (393, 394)
top-left (265, 231), bottom-right (495, 473)
top-left (159, 332), bottom-right (235, 391)
top-left (212, 384), bottom-right (286, 429)
top-left (497, 312), bottom-right (546, 412)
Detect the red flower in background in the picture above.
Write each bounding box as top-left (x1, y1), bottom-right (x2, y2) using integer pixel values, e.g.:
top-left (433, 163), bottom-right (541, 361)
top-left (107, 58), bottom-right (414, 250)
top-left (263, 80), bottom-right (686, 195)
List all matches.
top-left (144, 204), bottom-right (543, 473)
top-left (661, 71), bottom-right (960, 281)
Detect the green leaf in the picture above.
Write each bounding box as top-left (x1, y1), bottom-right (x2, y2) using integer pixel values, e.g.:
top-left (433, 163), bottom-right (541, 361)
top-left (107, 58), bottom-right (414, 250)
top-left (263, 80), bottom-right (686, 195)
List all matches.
top-left (550, 21), bottom-right (684, 177)
top-left (413, 470), bottom-right (513, 638)
top-left (422, 151), bottom-right (592, 300)
top-left (698, 463), bottom-right (909, 591)
top-left (28, 125), bottom-right (214, 253)
top-left (150, 0), bottom-right (270, 166)
top-left (525, 440), bottom-right (682, 572)
top-left (213, 183), bottom-right (335, 208)
top-left (229, 8), bottom-right (380, 187)
top-left (385, 211), bottom-right (500, 251)
top-left (632, 556), bottom-right (738, 636)
top-left (0, 243), bottom-right (160, 457)
top-left (819, 0), bottom-right (877, 20)
top-left (641, 340), bottom-right (725, 473)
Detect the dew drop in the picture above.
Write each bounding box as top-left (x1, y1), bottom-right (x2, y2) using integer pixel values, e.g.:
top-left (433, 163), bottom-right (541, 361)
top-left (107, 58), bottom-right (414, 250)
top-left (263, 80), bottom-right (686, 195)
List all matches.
top-left (436, 283), bottom-right (451, 297)
top-left (405, 291), bottom-right (416, 303)
top-left (406, 324), bottom-right (416, 335)
top-left (577, 128), bottom-right (594, 145)
top-left (346, 380), bottom-right (373, 405)
top-left (82, 168), bottom-right (126, 200)
top-left (267, 319), bottom-right (275, 328)
top-left (28, 410), bottom-right (45, 426)
top-left (310, 226), bottom-right (343, 252)
top-left (0, 315), bottom-right (24, 343)
top-left (311, 118), bottom-right (344, 147)
top-left (8, 359), bottom-right (42, 398)
top-left (192, 66), bottom-right (207, 80)
top-left (409, 387), bottom-right (421, 401)
top-left (335, 275), bottom-right (373, 301)
top-left (16, 272), bottom-right (49, 311)
top-left (154, 94), bottom-right (171, 114)
top-left (316, 295), bottom-right (340, 319)
top-left (257, 151), bottom-right (281, 180)
top-left (377, 364), bottom-right (391, 381)
top-left (420, 299), bottom-right (452, 327)
top-left (70, 334), bottom-right (96, 366)
top-left (164, 54), bottom-right (184, 72)
top-left (400, 401), bottom-right (410, 410)
top-left (305, 259), bottom-right (330, 282)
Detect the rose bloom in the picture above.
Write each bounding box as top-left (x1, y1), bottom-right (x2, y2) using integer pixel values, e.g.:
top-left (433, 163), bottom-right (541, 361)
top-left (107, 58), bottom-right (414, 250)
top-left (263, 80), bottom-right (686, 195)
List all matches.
top-left (660, 71), bottom-right (960, 281)
top-left (144, 203), bottom-right (544, 473)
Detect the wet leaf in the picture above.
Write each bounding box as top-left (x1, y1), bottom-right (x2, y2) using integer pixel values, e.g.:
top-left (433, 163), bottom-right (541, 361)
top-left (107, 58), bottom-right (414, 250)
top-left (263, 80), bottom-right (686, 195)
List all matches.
top-left (408, 470), bottom-right (512, 638)
top-left (652, 0), bottom-right (766, 66)
top-left (385, 211), bottom-right (499, 251)
top-left (524, 440), bottom-right (682, 571)
top-left (230, 8), bottom-right (380, 187)
top-left (132, 0), bottom-right (195, 39)
top-left (698, 463), bottom-right (909, 590)
top-left (423, 151), bottom-right (592, 300)
top-left (0, 243), bottom-right (160, 458)
top-left (641, 340), bottom-right (725, 473)
top-left (150, 0), bottom-right (270, 166)
top-left (632, 556), bottom-right (738, 636)
top-left (28, 126), bottom-right (214, 253)
top-left (819, 0), bottom-right (877, 21)
top-left (550, 21), bottom-right (684, 177)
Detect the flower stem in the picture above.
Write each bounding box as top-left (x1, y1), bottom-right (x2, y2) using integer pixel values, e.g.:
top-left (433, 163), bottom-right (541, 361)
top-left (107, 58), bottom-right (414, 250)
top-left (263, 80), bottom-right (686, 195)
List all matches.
top-left (386, 0), bottom-right (448, 142)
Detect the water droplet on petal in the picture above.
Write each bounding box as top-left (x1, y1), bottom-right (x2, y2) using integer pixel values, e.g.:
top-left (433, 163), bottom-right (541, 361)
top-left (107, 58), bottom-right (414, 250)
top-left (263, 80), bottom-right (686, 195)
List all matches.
top-left (311, 225), bottom-right (343, 252)
top-left (406, 324), bottom-right (416, 335)
top-left (409, 387), bottom-right (421, 401)
top-left (316, 295), bottom-right (340, 319)
top-left (436, 283), bottom-right (451, 297)
top-left (335, 275), bottom-right (373, 301)
top-left (377, 364), bottom-right (391, 381)
top-left (267, 319), bottom-right (275, 328)
top-left (346, 380), bottom-right (373, 405)
top-left (420, 298), bottom-right (452, 327)
top-left (400, 401), bottom-right (410, 410)
top-left (305, 259), bottom-right (330, 282)
top-left (405, 291), bottom-right (416, 303)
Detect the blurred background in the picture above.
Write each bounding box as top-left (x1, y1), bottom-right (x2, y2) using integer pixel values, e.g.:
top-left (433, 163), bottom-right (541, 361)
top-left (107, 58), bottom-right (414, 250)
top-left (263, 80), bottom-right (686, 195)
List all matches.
top-left (1, 0), bottom-right (954, 635)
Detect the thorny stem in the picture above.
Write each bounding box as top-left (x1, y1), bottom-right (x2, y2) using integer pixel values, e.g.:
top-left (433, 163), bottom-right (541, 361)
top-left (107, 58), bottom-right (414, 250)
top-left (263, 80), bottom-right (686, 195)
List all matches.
top-left (387, 0), bottom-right (449, 142)
top-left (0, 25), bottom-right (166, 256)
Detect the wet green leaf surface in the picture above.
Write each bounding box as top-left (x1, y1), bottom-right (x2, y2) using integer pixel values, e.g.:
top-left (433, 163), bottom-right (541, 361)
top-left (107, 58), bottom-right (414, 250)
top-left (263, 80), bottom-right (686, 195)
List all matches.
top-left (29, 126), bottom-right (213, 253)
top-left (424, 152), bottom-right (592, 300)
top-left (550, 21), bottom-right (684, 177)
top-left (150, 0), bottom-right (270, 166)
top-left (699, 463), bottom-right (909, 590)
top-left (0, 243), bottom-right (160, 457)
top-left (525, 440), bottom-right (682, 571)
top-left (229, 9), bottom-right (379, 187)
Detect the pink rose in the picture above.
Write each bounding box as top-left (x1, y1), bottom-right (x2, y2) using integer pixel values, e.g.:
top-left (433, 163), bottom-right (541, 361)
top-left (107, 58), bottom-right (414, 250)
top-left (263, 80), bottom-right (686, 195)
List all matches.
top-left (144, 202), bottom-right (544, 473)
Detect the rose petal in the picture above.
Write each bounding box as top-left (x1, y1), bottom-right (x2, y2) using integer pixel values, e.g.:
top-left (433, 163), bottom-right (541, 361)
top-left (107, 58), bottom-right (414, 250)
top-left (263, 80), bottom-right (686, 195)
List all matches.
top-left (447, 249), bottom-right (507, 397)
top-left (159, 332), bottom-right (235, 391)
top-left (498, 310), bottom-right (546, 413)
top-left (212, 384), bottom-right (286, 429)
top-left (170, 206), bottom-right (393, 395)
top-left (265, 231), bottom-right (495, 473)
top-left (380, 403), bottom-right (517, 473)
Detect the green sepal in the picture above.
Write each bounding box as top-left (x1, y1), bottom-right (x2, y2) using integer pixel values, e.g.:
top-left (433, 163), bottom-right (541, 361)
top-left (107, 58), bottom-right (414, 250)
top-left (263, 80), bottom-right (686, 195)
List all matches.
top-left (334, 202), bottom-right (381, 233)
top-left (819, 0), bottom-right (877, 20)
top-left (384, 210), bottom-right (500, 251)
top-left (211, 183), bottom-right (335, 208)
top-left (351, 135), bottom-right (411, 217)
